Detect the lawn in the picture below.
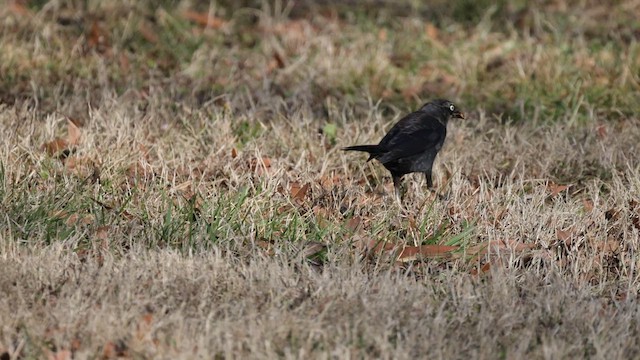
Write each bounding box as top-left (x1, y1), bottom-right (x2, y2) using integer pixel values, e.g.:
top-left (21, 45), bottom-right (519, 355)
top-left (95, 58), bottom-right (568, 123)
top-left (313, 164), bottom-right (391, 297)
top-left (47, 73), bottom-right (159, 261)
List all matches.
top-left (1, 0), bottom-right (640, 358)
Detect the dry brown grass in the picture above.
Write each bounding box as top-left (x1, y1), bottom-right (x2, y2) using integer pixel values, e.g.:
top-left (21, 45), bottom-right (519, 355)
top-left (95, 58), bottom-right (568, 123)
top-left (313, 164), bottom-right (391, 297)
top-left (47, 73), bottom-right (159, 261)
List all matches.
top-left (2, 246), bottom-right (640, 359)
top-left (1, 0), bottom-right (640, 358)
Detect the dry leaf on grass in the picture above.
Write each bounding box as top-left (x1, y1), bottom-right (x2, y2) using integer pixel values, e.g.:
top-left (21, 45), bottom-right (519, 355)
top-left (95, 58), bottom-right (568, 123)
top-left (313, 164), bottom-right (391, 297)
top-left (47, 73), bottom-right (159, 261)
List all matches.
top-left (344, 217), bottom-right (361, 233)
top-left (596, 238), bottom-right (620, 254)
top-left (41, 138), bottom-right (69, 157)
top-left (470, 261), bottom-right (494, 276)
top-left (249, 156), bottom-right (271, 175)
top-left (397, 245), bottom-right (459, 262)
top-left (138, 21), bottom-right (158, 43)
top-left (182, 10), bottom-right (226, 29)
top-left (556, 229), bottom-right (572, 244)
top-left (547, 182), bottom-right (569, 197)
top-left (102, 340), bottom-right (128, 359)
top-left (46, 349), bottom-right (72, 360)
top-left (290, 182), bottom-right (310, 202)
top-left (356, 237), bottom-right (458, 262)
top-left (87, 20), bottom-right (110, 53)
top-left (41, 119), bottom-right (82, 157)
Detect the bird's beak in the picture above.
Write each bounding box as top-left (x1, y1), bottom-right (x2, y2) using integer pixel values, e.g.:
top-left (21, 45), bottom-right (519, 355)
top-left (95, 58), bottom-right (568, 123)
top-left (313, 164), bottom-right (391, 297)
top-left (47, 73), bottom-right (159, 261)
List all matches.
top-left (453, 110), bottom-right (465, 119)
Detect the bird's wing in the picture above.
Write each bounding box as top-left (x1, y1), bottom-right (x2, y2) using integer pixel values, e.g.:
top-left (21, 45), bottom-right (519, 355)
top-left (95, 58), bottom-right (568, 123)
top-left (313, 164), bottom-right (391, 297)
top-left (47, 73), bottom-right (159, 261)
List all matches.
top-left (377, 112), bottom-right (445, 164)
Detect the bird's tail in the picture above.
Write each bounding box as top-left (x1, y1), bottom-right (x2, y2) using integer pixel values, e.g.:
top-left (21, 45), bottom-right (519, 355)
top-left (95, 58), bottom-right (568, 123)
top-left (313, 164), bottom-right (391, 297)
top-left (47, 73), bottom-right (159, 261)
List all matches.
top-left (342, 144), bottom-right (382, 161)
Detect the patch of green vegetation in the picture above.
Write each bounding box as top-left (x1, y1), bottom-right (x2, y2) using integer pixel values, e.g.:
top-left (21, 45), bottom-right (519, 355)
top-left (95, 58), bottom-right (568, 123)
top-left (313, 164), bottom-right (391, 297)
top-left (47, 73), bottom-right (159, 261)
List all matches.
top-left (233, 120), bottom-right (264, 146)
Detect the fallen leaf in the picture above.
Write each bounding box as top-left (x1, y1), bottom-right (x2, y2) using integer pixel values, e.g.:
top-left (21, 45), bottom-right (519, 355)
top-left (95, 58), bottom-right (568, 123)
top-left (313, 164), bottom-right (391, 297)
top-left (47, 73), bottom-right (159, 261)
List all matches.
top-left (70, 338), bottom-right (81, 352)
top-left (548, 182), bottom-right (569, 197)
top-left (41, 138), bottom-right (68, 156)
top-left (65, 213), bottom-right (79, 226)
top-left (301, 241), bottom-right (327, 258)
top-left (397, 245), bottom-right (458, 261)
top-left (470, 262), bottom-right (493, 275)
top-left (231, 148), bottom-right (238, 158)
top-left (87, 20), bottom-right (109, 52)
top-left (291, 182), bottom-right (310, 202)
top-left (119, 53), bottom-right (130, 73)
top-left (556, 229), bottom-right (572, 246)
top-left (102, 340), bottom-right (128, 358)
top-left (96, 226), bottom-right (110, 241)
top-left (345, 217), bottom-right (361, 233)
top-left (8, 1), bottom-right (31, 16)
top-left (256, 239), bottom-right (275, 256)
top-left (596, 238), bottom-right (619, 254)
top-left (47, 349), bottom-right (72, 360)
top-left (250, 156), bottom-right (271, 175)
top-left (273, 51), bottom-right (286, 69)
top-left (138, 21), bottom-right (158, 43)
top-left (182, 10), bottom-right (226, 29)
top-left (424, 23), bottom-right (439, 40)
top-left (480, 262), bottom-right (492, 273)
top-left (378, 28), bottom-right (387, 41)
top-left (320, 174), bottom-right (341, 189)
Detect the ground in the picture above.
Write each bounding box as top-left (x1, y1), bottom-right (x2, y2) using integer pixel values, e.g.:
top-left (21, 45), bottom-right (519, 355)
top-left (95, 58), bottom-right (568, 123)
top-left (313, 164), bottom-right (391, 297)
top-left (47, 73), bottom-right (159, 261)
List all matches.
top-left (1, 0), bottom-right (640, 358)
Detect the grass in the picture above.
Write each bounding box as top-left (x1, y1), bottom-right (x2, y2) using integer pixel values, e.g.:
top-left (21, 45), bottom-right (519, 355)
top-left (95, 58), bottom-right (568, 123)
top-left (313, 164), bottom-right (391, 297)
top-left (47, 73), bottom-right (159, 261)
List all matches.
top-left (1, 0), bottom-right (640, 358)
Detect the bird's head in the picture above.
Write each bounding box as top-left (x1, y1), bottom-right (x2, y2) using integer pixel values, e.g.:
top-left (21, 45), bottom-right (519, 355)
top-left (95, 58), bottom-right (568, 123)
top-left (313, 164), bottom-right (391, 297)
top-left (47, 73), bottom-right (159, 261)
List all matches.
top-left (421, 99), bottom-right (465, 120)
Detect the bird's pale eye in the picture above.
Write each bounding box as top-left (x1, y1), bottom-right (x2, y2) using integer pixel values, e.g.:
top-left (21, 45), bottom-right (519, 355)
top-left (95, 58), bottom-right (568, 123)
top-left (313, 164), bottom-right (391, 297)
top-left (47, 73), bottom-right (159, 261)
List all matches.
top-left (449, 104), bottom-right (455, 112)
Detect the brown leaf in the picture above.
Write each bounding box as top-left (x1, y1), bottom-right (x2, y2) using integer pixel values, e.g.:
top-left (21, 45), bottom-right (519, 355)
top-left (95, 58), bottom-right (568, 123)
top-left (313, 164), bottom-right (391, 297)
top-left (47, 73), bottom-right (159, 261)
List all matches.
top-left (70, 338), bottom-right (82, 352)
top-left (596, 238), bottom-right (619, 254)
top-left (556, 229), bottom-right (572, 246)
top-left (345, 217), bottom-right (361, 233)
top-left (102, 340), bottom-right (128, 359)
top-left (87, 20), bottom-right (109, 52)
top-left (356, 237), bottom-right (397, 253)
top-left (480, 262), bottom-right (492, 273)
top-left (182, 10), bottom-right (226, 29)
top-left (301, 241), bottom-right (326, 258)
top-left (273, 51), bottom-right (286, 69)
top-left (47, 349), bottom-right (72, 360)
top-left (256, 239), bottom-right (275, 256)
top-left (65, 213), bottom-right (79, 226)
top-left (96, 226), bottom-right (110, 241)
top-left (231, 148), bottom-right (238, 158)
top-left (8, 1), bottom-right (31, 16)
top-left (250, 156), bottom-right (271, 175)
top-left (547, 182), bottom-right (569, 197)
top-left (119, 53), bottom-right (130, 73)
top-left (138, 21), bottom-right (158, 43)
top-left (424, 23), bottom-right (439, 40)
top-left (291, 183), bottom-right (310, 202)
top-left (320, 174), bottom-right (340, 189)
top-left (377, 29), bottom-right (387, 41)
top-left (41, 138), bottom-right (68, 156)
top-left (595, 124), bottom-right (607, 139)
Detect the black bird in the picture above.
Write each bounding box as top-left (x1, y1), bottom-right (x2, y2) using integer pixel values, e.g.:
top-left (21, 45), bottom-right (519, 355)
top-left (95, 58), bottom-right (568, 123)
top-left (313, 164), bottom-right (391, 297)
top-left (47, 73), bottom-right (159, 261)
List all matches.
top-left (343, 99), bottom-right (465, 199)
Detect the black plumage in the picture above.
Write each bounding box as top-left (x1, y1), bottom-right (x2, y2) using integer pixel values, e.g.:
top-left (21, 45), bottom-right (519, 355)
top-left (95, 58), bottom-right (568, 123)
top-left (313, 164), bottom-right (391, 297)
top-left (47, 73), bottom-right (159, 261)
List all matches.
top-left (343, 99), bottom-right (465, 199)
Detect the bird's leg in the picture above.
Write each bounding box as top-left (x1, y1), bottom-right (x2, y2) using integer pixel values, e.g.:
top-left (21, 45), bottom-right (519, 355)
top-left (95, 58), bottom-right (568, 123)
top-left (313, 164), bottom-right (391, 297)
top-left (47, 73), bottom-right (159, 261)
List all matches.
top-left (424, 170), bottom-right (433, 189)
top-left (392, 175), bottom-right (404, 203)
top-left (425, 170), bottom-right (445, 200)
